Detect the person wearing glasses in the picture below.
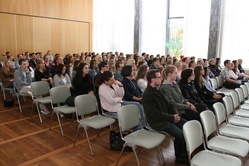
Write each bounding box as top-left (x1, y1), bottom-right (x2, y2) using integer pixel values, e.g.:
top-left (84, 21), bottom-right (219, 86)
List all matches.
top-left (142, 69), bottom-right (188, 163)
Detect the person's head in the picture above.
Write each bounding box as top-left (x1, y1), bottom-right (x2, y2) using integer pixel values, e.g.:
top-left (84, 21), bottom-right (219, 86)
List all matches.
top-left (230, 62), bottom-right (235, 70)
top-left (36, 59), bottom-right (45, 70)
top-left (174, 62), bottom-right (182, 71)
top-left (73, 60), bottom-right (81, 71)
top-left (137, 61), bottom-right (146, 69)
top-left (152, 57), bottom-right (160, 67)
top-left (17, 54), bottom-right (23, 60)
top-left (203, 66), bottom-right (209, 78)
top-left (180, 69), bottom-right (195, 83)
top-left (98, 61), bottom-right (109, 72)
top-left (194, 66), bottom-right (205, 87)
top-left (232, 60), bottom-right (238, 69)
top-left (56, 64), bottom-right (66, 76)
top-left (102, 71), bottom-right (115, 86)
top-left (188, 60), bottom-right (196, 68)
top-left (19, 59), bottom-right (27, 70)
top-left (238, 59), bottom-right (243, 65)
top-left (54, 55), bottom-right (63, 65)
top-left (77, 62), bottom-right (89, 76)
top-left (121, 65), bottom-right (133, 77)
top-left (224, 59), bottom-right (231, 68)
top-left (208, 58), bottom-right (216, 66)
top-left (3, 59), bottom-right (11, 69)
top-left (161, 65), bottom-right (177, 81)
top-left (43, 54), bottom-right (50, 62)
top-left (136, 65), bottom-right (149, 81)
top-left (89, 59), bottom-right (97, 69)
top-left (146, 69), bottom-right (162, 87)
top-left (216, 58), bottom-right (221, 65)
top-left (115, 61), bottom-right (123, 71)
top-left (108, 59), bottom-right (116, 68)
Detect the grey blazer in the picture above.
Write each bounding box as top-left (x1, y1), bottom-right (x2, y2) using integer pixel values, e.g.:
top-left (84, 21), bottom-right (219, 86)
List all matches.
top-left (14, 68), bottom-right (32, 91)
top-left (53, 74), bottom-right (71, 87)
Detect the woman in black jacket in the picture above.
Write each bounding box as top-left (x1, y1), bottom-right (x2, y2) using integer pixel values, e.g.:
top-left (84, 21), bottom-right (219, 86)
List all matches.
top-left (179, 69), bottom-right (209, 111)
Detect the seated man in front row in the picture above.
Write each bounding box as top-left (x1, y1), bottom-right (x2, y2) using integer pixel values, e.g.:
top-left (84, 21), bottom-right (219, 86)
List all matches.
top-left (142, 69), bottom-right (188, 163)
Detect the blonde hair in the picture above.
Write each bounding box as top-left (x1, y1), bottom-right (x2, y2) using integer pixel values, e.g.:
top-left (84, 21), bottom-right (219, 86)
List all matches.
top-left (161, 65), bottom-right (176, 79)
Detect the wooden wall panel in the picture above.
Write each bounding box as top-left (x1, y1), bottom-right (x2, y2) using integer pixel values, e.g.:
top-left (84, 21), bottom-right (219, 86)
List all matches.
top-left (0, 0), bottom-right (92, 22)
top-left (0, 14), bottom-right (16, 56)
top-left (15, 15), bottom-right (34, 53)
top-left (0, 0), bottom-right (92, 58)
top-left (33, 17), bottom-right (50, 53)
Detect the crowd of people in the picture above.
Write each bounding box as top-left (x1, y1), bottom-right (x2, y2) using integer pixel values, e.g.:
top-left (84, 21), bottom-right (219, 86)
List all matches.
top-left (0, 50), bottom-right (248, 163)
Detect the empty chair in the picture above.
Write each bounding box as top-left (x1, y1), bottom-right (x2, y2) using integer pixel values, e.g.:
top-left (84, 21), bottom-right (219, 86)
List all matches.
top-left (116, 105), bottom-right (166, 166)
top-left (244, 82), bottom-right (249, 103)
top-left (241, 84), bottom-right (249, 104)
top-left (183, 120), bottom-right (241, 166)
top-left (213, 102), bottom-right (249, 141)
top-left (215, 75), bottom-right (234, 95)
top-left (73, 94), bottom-right (115, 156)
top-left (200, 110), bottom-right (249, 158)
top-left (0, 78), bottom-right (14, 100)
top-left (235, 87), bottom-right (249, 110)
top-left (30, 81), bottom-right (52, 123)
top-left (13, 82), bottom-right (31, 113)
top-left (230, 90), bottom-right (249, 118)
top-left (209, 78), bottom-right (218, 90)
top-left (223, 96), bottom-right (249, 127)
top-left (49, 85), bottom-right (76, 136)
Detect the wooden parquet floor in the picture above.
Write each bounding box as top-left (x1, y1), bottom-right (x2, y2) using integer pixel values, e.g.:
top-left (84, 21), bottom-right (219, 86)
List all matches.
top-left (0, 92), bottom-right (248, 166)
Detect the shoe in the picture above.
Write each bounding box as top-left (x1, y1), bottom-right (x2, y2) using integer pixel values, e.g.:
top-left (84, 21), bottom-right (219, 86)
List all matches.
top-left (40, 108), bottom-right (50, 114)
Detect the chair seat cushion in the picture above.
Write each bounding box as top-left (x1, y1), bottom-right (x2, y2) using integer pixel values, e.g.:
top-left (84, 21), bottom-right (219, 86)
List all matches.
top-left (123, 129), bottom-right (165, 149)
top-left (53, 105), bottom-right (76, 114)
top-left (220, 123), bottom-right (249, 141)
top-left (34, 96), bottom-right (52, 103)
top-left (228, 116), bottom-right (249, 127)
top-left (79, 115), bottom-right (115, 129)
top-left (240, 104), bottom-right (249, 110)
top-left (208, 136), bottom-right (249, 157)
top-left (234, 109), bottom-right (249, 117)
top-left (192, 150), bottom-right (241, 166)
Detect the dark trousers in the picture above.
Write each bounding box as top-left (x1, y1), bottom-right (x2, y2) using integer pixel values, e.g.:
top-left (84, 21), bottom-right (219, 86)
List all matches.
top-left (163, 118), bottom-right (187, 157)
top-left (223, 81), bottom-right (240, 89)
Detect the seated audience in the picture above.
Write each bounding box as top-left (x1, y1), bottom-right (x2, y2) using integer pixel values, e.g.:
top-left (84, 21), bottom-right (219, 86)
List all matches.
top-left (0, 59), bottom-right (15, 88)
top-left (142, 69), bottom-right (188, 163)
top-left (221, 60), bottom-right (241, 89)
top-left (136, 65), bottom-right (149, 93)
top-left (160, 65), bottom-right (201, 121)
top-left (53, 64), bottom-right (71, 87)
top-left (178, 69), bottom-right (209, 110)
top-left (208, 58), bottom-right (220, 78)
top-left (35, 59), bottom-right (52, 87)
top-left (114, 61), bottom-right (123, 82)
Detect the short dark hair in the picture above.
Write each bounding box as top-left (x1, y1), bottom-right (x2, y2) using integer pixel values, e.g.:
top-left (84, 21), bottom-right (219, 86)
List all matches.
top-left (224, 59), bottom-right (230, 66)
top-left (115, 61), bottom-right (122, 69)
top-left (56, 64), bottom-right (66, 76)
top-left (152, 57), bottom-right (159, 63)
top-left (102, 71), bottom-right (113, 82)
top-left (98, 61), bottom-right (108, 70)
top-left (147, 69), bottom-right (159, 84)
top-left (19, 59), bottom-right (26, 65)
top-left (180, 69), bottom-right (193, 84)
top-left (121, 65), bottom-right (132, 77)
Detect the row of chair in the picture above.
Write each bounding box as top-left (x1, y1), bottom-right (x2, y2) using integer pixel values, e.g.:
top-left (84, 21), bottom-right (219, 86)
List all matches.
top-left (184, 83), bottom-right (249, 166)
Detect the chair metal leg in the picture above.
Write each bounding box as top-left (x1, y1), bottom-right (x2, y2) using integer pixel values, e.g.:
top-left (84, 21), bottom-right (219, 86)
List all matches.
top-left (56, 112), bottom-right (64, 136)
top-left (16, 95), bottom-right (22, 113)
top-left (2, 89), bottom-right (6, 100)
top-left (70, 113), bottom-right (75, 123)
top-left (49, 111), bottom-right (55, 130)
top-left (115, 145), bottom-right (126, 166)
top-left (133, 149), bottom-right (140, 166)
top-left (96, 129), bottom-right (101, 137)
top-left (35, 103), bottom-right (43, 123)
top-left (74, 127), bottom-right (80, 147)
top-left (158, 145), bottom-right (165, 165)
top-left (84, 128), bottom-right (94, 156)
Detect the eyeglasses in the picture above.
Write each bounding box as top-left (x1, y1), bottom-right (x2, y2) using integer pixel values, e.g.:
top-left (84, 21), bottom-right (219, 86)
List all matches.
top-left (154, 76), bottom-right (162, 79)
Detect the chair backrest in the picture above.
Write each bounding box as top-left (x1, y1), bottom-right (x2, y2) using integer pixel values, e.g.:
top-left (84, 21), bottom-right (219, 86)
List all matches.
top-left (240, 85), bottom-right (248, 100)
top-left (213, 102), bottom-right (227, 125)
top-left (210, 78), bottom-right (218, 90)
top-left (216, 75), bottom-right (223, 88)
top-left (74, 94), bottom-right (98, 117)
top-left (235, 88), bottom-right (244, 102)
top-left (200, 110), bottom-right (217, 140)
top-left (31, 81), bottom-right (50, 97)
top-left (230, 90), bottom-right (241, 108)
top-left (117, 105), bottom-right (140, 132)
top-left (50, 85), bottom-right (71, 104)
top-left (183, 120), bottom-right (204, 157)
top-left (244, 82), bottom-right (249, 98)
top-left (223, 96), bottom-right (235, 115)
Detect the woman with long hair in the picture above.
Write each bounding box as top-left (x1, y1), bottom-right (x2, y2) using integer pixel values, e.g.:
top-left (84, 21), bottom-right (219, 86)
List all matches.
top-left (53, 64), bottom-right (71, 87)
top-left (194, 66), bottom-right (222, 109)
top-left (179, 69), bottom-right (209, 110)
top-left (0, 59), bottom-right (15, 88)
top-left (35, 59), bottom-right (52, 87)
top-left (72, 63), bottom-right (94, 96)
top-left (135, 65), bottom-right (149, 92)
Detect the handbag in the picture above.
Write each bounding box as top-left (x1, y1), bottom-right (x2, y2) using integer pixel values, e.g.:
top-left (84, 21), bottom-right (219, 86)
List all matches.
top-left (109, 130), bottom-right (132, 151)
top-left (3, 98), bottom-right (14, 107)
